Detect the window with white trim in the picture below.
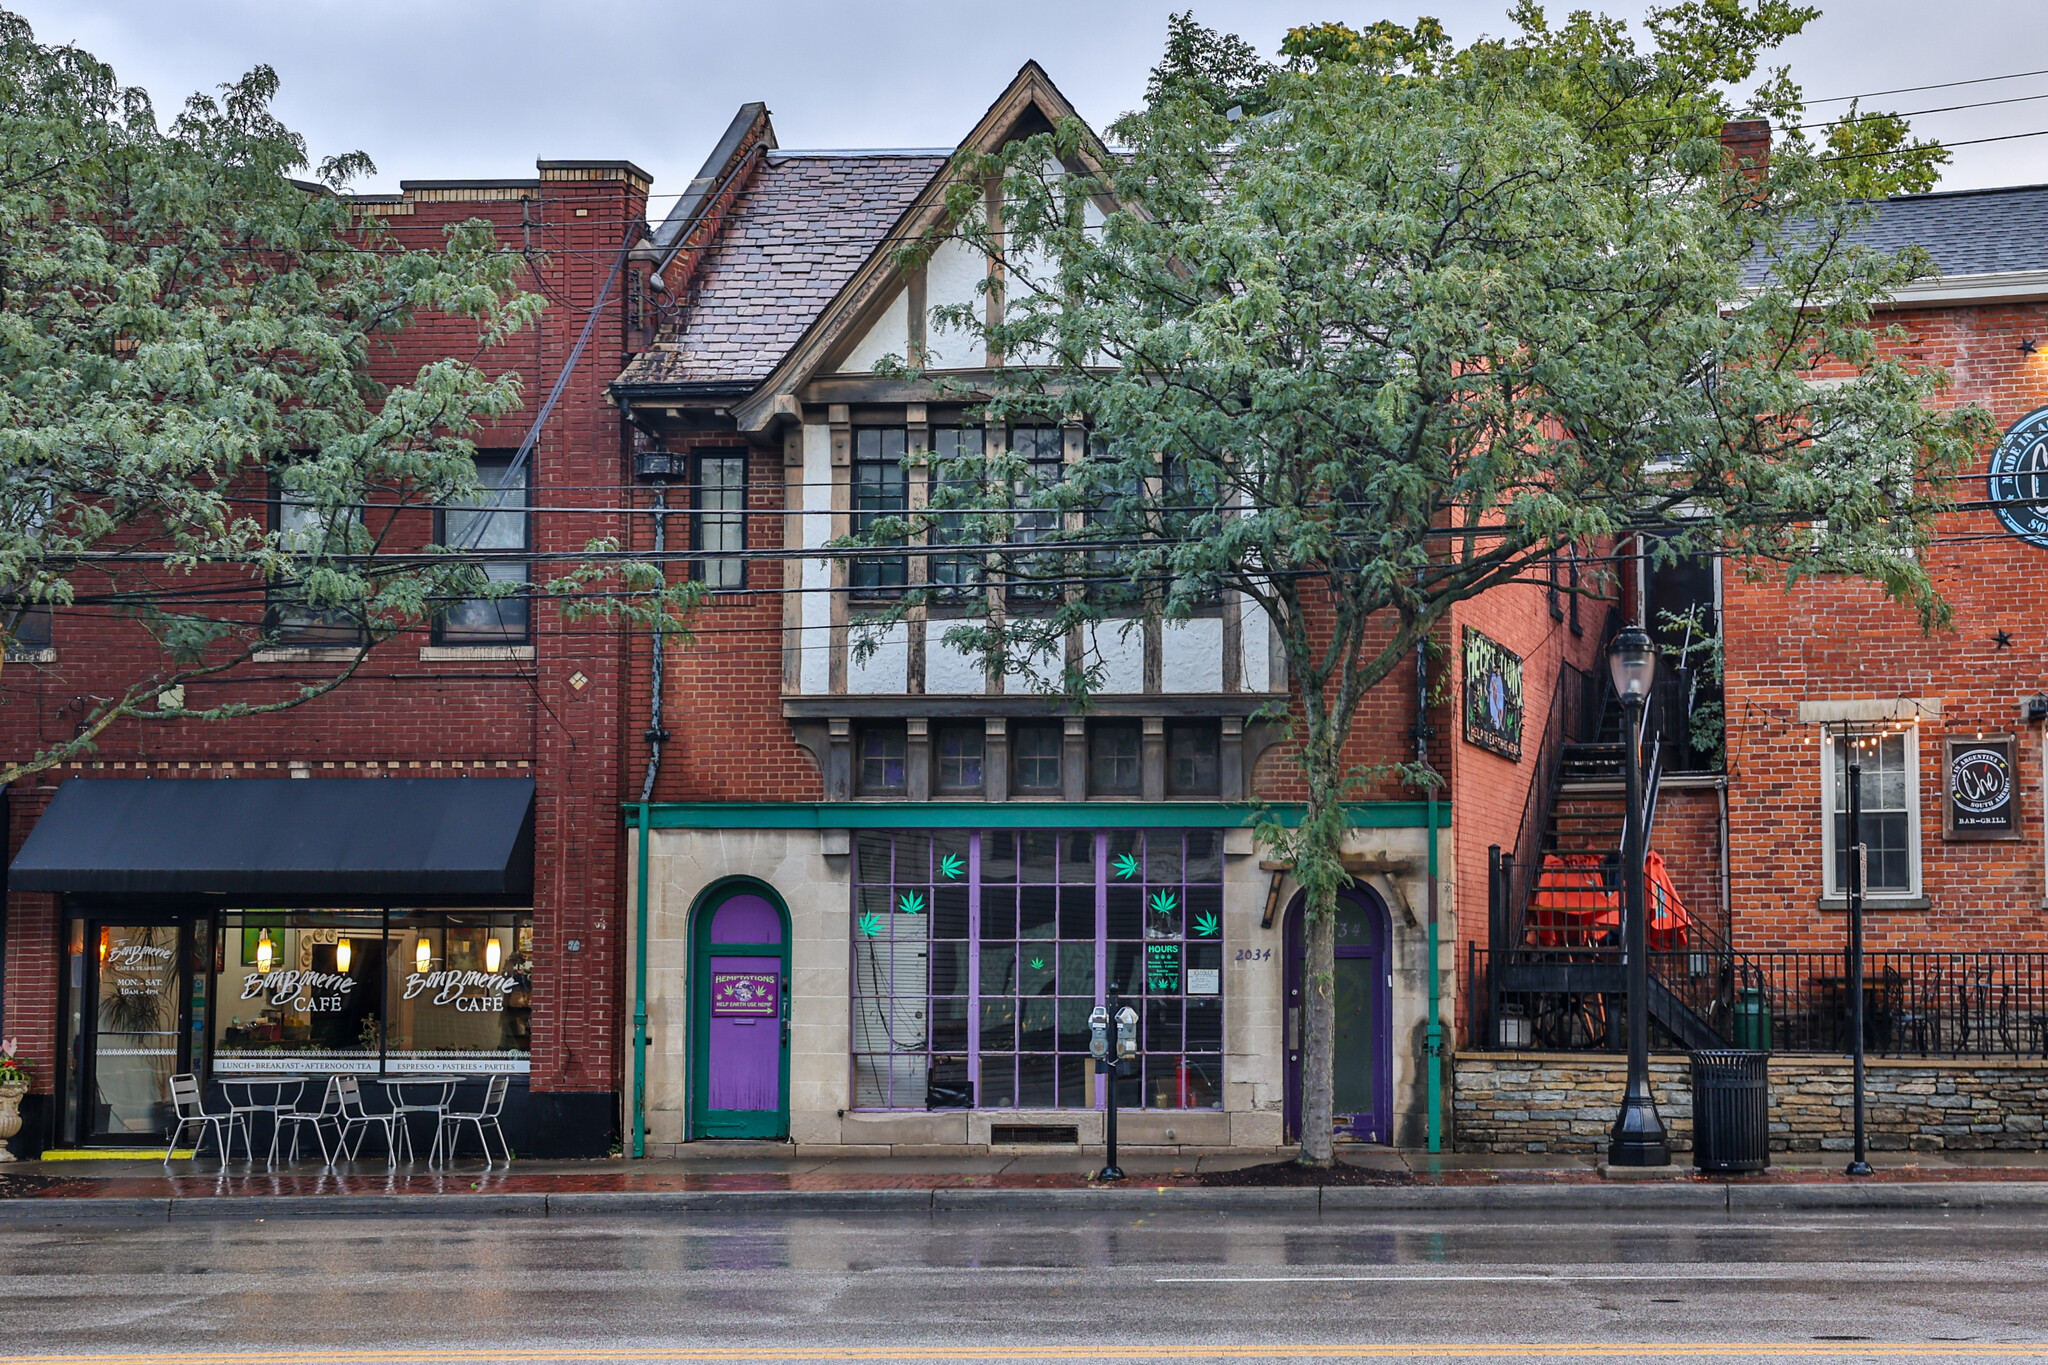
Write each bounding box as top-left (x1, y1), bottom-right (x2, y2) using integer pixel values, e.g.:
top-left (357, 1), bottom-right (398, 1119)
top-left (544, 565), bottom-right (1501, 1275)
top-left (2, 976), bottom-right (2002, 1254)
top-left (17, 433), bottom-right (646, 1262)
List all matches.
top-left (1822, 726), bottom-right (1919, 898)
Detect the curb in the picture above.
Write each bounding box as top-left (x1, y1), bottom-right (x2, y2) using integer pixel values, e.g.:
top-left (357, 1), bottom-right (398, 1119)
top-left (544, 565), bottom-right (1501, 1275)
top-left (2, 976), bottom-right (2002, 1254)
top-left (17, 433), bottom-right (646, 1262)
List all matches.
top-left (6, 1180), bottom-right (2048, 1221)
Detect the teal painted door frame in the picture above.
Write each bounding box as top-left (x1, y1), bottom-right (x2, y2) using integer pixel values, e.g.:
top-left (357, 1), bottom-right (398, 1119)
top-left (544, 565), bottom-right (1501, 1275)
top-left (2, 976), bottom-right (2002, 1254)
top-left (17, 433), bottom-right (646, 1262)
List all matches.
top-left (688, 880), bottom-right (792, 1139)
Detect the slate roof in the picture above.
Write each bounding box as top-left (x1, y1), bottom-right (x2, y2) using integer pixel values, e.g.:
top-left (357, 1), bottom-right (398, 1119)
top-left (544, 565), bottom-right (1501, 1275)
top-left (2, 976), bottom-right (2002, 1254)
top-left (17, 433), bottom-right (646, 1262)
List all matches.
top-left (617, 150), bottom-right (948, 389)
top-left (1745, 183), bottom-right (2048, 286)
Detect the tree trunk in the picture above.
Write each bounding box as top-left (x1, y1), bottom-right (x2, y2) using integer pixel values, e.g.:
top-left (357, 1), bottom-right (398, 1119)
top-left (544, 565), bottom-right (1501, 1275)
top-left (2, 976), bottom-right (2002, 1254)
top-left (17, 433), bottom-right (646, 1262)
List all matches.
top-left (1296, 861), bottom-right (1338, 1165)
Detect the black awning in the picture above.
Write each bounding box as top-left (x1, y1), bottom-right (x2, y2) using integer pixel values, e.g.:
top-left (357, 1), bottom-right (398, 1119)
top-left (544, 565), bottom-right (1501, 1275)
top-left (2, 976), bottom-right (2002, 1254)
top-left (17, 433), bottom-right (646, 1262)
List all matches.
top-left (10, 777), bottom-right (534, 901)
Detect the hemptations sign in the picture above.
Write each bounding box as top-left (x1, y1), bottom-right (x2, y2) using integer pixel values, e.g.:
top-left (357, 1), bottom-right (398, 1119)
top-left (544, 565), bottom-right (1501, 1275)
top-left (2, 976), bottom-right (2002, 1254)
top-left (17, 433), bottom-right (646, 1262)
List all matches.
top-left (1944, 736), bottom-right (2020, 840)
top-left (1988, 407), bottom-right (2048, 550)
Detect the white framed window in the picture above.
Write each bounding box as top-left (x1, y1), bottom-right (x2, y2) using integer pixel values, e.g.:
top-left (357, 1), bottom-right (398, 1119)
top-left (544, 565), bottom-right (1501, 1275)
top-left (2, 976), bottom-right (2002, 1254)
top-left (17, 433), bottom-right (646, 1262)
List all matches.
top-left (1820, 725), bottom-right (1920, 899)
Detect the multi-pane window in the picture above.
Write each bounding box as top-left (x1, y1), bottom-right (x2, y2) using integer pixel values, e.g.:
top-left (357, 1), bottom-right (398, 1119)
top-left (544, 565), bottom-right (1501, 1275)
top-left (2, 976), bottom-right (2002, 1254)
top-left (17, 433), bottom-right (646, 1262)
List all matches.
top-left (936, 724), bottom-right (985, 794)
top-left (271, 472), bottom-right (366, 644)
top-left (850, 829), bottom-right (1224, 1111)
top-left (1012, 722), bottom-right (1063, 795)
top-left (929, 427), bottom-right (984, 601)
top-left (437, 453), bottom-right (530, 644)
top-left (852, 428), bottom-right (908, 596)
top-left (1090, 723), bottom-right (1142, 797)
top-left (1167, 721), bottom-right (1221, 798)
top-left (1006, 427), bottom-right (1064, 605)
top-left (1824, 727), bottom-right (1918, 896)
top-left (858, 725), bottom-right (909, 796)
top-left (693, 451), bottom-right (747, 590)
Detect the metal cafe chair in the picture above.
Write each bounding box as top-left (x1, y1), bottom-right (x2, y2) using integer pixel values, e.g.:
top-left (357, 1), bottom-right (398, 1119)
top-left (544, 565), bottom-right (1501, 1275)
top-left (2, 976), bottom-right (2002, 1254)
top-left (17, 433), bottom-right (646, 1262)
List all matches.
top-left (433, 1075), bottom-right (511, 1168)
top-left (165, 1074), bottom-right (250, 1168)
top-left (271, 1077), bottom-right (344, 1168)
top-left (334, 1075), bottom-right (410, 1168)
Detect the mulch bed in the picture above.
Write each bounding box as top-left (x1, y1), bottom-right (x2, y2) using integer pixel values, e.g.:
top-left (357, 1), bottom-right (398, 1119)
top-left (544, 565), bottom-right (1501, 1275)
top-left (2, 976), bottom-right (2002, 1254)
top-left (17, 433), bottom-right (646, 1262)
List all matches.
top-left (1197, 1160), bottom-right (1414, 1187)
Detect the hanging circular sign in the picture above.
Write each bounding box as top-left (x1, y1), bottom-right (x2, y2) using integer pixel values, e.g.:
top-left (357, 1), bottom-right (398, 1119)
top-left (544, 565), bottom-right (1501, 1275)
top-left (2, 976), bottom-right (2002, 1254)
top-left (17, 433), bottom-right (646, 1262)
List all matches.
top-left (1986, 406), bottom-right (2048, 549)
top-left (1950, 746), bottom-right (2012, 816)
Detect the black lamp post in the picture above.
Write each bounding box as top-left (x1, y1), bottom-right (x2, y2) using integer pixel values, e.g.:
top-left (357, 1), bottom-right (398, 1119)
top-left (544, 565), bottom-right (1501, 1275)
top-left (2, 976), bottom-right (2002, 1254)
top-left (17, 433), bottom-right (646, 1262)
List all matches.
top-left (1607, 624), bottom-right (1671, 1167)
top-left (1843, 729), bottom-right (1874, 1177)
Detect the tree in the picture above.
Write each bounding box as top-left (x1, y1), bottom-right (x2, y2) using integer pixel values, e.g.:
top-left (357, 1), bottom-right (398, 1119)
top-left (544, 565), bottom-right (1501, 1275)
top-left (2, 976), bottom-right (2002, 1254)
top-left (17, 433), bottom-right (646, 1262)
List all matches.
top-left (0, 11), bottom-right (694, 784)
top-left (858, 5), bottom-right (1991, 1163)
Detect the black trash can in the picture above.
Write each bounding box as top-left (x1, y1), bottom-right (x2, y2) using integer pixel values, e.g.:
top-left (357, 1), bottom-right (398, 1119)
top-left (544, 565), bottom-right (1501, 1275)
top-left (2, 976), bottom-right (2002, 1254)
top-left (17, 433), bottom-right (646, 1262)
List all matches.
top-left (1690, 1049), bottom-right (1770, 1174)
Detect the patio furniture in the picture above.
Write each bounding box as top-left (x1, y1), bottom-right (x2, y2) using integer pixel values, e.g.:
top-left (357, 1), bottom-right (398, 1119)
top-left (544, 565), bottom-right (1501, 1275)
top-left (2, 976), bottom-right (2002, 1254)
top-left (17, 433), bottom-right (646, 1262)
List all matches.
top-left (216, 1074), bottom-right (309, 1164)
top-left (375, 1073), bottom-right (463, 1164)
top-left (433, 1075), bottom-right (511, 1167)
top-left (165, 1073), bottom-right (249, 1167)
top-left (271, 1077), bottom-right (344, 1167)
top-left (335, 1075), bottom-right (409, 1167)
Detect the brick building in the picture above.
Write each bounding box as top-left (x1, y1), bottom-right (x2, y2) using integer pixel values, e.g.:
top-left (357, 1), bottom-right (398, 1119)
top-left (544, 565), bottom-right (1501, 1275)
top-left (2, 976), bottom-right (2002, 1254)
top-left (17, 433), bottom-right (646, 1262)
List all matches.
top-left (0, 160), bottom-right (652, 1156)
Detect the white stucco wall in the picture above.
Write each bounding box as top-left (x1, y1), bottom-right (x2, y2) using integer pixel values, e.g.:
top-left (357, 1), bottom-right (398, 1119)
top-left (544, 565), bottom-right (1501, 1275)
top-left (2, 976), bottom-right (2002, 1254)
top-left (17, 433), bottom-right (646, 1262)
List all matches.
top-left (925, 633), bottom-right (986, 695)
top-left (1160, 617), bottom-right (1224, 694)
top-left (846, 621), bottom-right (909, 694)
top-left (923, 237), bottom-right (987, 371)
top-left (1082, 621), bottom-right (1145, 694)
top-left (799, 423), bottom-right (833, 695)
top-left (834, 288), bottom-right (910, 374)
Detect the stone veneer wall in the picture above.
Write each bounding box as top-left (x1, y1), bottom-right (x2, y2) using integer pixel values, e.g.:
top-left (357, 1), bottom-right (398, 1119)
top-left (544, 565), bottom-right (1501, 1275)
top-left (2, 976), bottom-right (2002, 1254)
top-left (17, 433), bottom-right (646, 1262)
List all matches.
top-left (1456, 1052), bottom-right (2048, 1155)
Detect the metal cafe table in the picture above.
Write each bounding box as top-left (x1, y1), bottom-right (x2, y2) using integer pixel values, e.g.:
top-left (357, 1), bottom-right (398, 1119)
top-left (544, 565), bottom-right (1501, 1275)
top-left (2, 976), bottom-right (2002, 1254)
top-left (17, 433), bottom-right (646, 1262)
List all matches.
top-left (214, 1074), bottom-right (310, 1165)
top-left (375, 1073), bottom-right (467, 1164)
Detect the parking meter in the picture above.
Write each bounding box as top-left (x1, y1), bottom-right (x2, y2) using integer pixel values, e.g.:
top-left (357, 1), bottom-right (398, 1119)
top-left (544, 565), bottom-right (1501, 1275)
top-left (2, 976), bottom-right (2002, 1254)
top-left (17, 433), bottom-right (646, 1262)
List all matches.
top-left (1097, 988), bottom-right (1137, 1183)
top-left (1115, 1006), bottom-right (1139, 1061)
top-left (1088, 1006), bottom-right (1110, 1062)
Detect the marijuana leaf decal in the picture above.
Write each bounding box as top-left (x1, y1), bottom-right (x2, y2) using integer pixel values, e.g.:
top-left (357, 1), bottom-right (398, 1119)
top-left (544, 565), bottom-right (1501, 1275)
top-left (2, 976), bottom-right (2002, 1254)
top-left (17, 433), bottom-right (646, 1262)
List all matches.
top-left (897, 890), bottom-right (926, 916)
top-left (1029, 957), bottom-right (1045, 972)
top-left (1193, 912), bottom-right (1220, 938)
top-left (856, 910), bottom-right (883, 938)
top-left (1149, 890), bottom-right (1178, 917)
top-left (938, 853), bottom-right (964, 880)
top-left (1112, 853), bottom-right (1140, 880)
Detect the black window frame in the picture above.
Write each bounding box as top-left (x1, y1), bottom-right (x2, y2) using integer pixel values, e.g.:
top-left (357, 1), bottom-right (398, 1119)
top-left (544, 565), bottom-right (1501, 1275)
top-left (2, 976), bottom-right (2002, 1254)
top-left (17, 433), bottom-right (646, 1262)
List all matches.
top-left (432, 451), bottom-right (533, 646)
top-left (268, 467), bottom-right (368, 646)
top-left (692, 449), bottom-right (748, 591)
top-left (857, 723), bottom-right (910, 796)
top-left (1004, 426), bottom-right (1065, 608)
top-left (1089, 721), bottom-right (1143, 797)
top-left (851, 427), bottom-right (909, 598)
top-left (1167, 720), bottom-right (1222, 798)
top-left (928, 426), bottom-right (986, 605)
top-left (1011, 721), bottom-right (1064, 796)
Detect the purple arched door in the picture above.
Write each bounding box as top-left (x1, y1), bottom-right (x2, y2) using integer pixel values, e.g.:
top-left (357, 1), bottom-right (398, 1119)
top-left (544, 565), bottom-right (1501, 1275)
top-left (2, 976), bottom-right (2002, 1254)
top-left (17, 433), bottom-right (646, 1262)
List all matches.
top-left (1284, 886), bottom-right (1392, 1144)
top-left (692, 888), bottom-right (789, 1138)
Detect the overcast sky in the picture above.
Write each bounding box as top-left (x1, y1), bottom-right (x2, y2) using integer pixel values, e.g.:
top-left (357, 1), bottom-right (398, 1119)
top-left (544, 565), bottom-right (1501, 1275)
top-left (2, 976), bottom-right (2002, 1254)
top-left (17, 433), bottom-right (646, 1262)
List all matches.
top-left (13, 0), bottom-right (2048, 202)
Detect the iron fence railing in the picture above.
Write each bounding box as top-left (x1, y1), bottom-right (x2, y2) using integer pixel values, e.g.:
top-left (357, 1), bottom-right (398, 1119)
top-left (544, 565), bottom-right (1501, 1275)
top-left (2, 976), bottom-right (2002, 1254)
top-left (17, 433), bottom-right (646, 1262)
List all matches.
top-left (1469, 947), bottom-right (2048, 1060)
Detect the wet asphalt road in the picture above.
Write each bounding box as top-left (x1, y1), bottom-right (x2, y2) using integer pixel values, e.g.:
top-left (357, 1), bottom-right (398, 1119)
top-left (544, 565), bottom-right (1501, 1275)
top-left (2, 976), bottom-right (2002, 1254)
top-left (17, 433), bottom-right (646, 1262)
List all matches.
top-left (1, 1209), bottom-right (2047, 1364)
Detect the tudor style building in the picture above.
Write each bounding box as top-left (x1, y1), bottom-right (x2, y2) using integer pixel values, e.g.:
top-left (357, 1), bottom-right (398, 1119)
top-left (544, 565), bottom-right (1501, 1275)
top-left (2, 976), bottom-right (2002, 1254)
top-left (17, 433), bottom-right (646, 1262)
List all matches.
top-left (609, 65), bottom-right (1606, 1155)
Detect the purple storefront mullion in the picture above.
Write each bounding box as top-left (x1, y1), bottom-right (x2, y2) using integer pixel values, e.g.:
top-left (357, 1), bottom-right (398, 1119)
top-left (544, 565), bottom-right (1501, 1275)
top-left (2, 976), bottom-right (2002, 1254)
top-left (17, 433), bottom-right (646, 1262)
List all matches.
top-left (1094, 831), bottom-right (1108, 1110)
top-left (967, 831), bottom-right (981, 1112)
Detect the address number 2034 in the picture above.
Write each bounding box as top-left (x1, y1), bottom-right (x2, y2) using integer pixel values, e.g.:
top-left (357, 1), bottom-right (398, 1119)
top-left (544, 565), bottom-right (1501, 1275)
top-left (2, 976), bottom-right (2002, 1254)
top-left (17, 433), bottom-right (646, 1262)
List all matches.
top-left (1233, 948), bottom-right (1272, 963)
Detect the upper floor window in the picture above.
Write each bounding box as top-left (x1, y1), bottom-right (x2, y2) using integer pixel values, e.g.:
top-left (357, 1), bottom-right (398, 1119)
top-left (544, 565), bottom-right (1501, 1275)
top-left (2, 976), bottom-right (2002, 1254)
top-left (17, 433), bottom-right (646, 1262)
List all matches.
top-left (852, 428), bottom-right (908, 597)
top-left (858, 723), bottom-right (909, 796)
top-left (1006, 427), bottom-right (1064, 606)
top-left (935, 723), bottom-right (986, 794)
top-left (1822, 726), bottom-right (1919, 899)
top-left (435, 453), bottom-right (531, 645)
top-left (270, 470), bottom-right (366, 645)
top-left (1012, 721), bottom-right (1063, 795)
top-left (693, 451), bottom-right (747, 590)
top-left (1167, 721), bottom-right (1221, 798)
top-left (1089, 722), bottom-right (1142, 797)
top-left (929, 426), bottom-right (985, 603)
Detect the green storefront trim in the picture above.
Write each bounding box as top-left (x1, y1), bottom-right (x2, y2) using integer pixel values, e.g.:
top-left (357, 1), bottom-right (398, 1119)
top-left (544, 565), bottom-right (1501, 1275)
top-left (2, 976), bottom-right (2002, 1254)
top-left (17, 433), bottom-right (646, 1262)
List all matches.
top-left (623, 801), bottom-right (1447, 830)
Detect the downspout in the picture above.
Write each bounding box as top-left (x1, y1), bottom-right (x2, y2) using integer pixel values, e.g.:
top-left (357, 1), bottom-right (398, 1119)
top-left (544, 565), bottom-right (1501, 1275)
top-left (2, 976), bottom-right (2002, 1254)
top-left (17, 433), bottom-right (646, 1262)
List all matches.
top-left (631, 487), bottom-right (670, 1159)
top-left (1417, 634), bottom-right (1443, 1154)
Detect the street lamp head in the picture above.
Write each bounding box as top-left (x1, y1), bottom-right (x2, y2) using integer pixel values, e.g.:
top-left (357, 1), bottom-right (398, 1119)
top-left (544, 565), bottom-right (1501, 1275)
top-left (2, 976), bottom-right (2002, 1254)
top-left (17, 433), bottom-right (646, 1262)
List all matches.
top-left (1608, 625), bottom-right (1657, 700)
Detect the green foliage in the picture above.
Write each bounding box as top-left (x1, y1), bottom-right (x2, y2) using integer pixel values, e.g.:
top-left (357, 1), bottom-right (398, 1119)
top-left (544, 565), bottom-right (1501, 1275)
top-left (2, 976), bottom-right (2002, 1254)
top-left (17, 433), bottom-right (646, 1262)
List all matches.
top-left (0, 11), bottom-right (697, 784)
top-left (1145, 11), bottom-right (1277, 118)
top-left (1819, 101), bottom-right (1950, 198)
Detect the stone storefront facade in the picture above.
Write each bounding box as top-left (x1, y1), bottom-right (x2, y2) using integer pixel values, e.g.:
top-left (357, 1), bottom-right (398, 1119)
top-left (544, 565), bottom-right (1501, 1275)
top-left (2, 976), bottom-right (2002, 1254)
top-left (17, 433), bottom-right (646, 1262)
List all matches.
top-left (1456, 1052), bottom-right (2048, 1155)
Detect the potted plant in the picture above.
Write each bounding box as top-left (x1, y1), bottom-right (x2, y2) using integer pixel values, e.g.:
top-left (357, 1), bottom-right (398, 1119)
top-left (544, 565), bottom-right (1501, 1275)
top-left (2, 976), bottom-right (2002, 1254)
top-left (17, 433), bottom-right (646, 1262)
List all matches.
top-left (0, 1039), bottom-right (30, 1162)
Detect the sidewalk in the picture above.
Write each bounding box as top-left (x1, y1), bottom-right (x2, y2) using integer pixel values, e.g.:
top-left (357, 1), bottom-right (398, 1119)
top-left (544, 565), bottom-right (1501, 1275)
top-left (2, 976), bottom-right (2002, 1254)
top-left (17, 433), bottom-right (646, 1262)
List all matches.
top-left (9, 1144), bottom-right (2048, 1217)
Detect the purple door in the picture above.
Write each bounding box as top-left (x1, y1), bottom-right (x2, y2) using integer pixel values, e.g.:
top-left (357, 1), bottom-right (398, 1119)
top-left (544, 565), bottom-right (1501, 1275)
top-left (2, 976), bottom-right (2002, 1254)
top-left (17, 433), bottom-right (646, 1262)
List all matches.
top-left (1284, 886), bottom-right (1392, 1144)
top-left (696, 891), bottom-right (787, 1137)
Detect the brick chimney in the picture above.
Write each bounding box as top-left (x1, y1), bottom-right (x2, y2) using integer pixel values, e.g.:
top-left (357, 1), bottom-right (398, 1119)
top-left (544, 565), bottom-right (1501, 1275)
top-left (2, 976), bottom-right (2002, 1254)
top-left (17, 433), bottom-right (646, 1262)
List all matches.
top-left (1720, 119), bottom-right (1772, 183)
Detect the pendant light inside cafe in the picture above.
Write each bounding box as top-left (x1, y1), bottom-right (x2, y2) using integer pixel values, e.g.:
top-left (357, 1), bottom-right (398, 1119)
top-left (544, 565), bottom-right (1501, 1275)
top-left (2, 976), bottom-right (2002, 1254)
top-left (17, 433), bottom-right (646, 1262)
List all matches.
top-left (416, 935), bottom-right (432, 973)
top-left (255, 928), bottom-right (275, 974)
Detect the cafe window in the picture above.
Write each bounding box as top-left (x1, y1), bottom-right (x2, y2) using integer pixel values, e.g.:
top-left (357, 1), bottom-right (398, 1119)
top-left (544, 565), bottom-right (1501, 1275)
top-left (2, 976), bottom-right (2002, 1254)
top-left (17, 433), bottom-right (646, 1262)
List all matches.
top-left (935, 723), bottom-right (985, 795)
top-left (851, 828), bottom-right (1223, 1111)
top-left (1012, 722), bottom-right (1063, 795)
top-left (211, 910), bottom-right (532, 1074)
top-left (1822, 726), bottom-right (1920, 898)
top-left (858, 724), bottom-right (909, 796)
top-left (1168, 721), bottom-right (1221, 798)
top-left (1090, 722), bottom-right (1142, 797)
top-left (435, 452), bottom-right (532, 644)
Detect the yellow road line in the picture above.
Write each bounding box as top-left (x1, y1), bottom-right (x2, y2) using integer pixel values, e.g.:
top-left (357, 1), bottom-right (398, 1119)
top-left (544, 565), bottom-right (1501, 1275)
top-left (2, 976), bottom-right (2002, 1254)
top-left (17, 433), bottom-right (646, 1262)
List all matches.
top-left (4, 1345), bottom-right (2048, 1363)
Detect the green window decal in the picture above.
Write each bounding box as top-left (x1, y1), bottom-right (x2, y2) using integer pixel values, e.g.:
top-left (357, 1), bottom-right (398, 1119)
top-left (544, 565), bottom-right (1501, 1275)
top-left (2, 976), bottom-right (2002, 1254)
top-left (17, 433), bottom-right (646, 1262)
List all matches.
top-left (1149, 890), bottom-right (1178, 917)
top-left (1029, 957), bottom-right (1046, 972)
top-left (897, 890), bottom-right (926, 916)
top-left (1113, 853), bottom-right (1140, 880)
top-left (939, 853), bottom-right (965, 880)
top-left (1193, 911), bottom-right (1219, 938)
top-left (856, 910), bottom-right (883, 938)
